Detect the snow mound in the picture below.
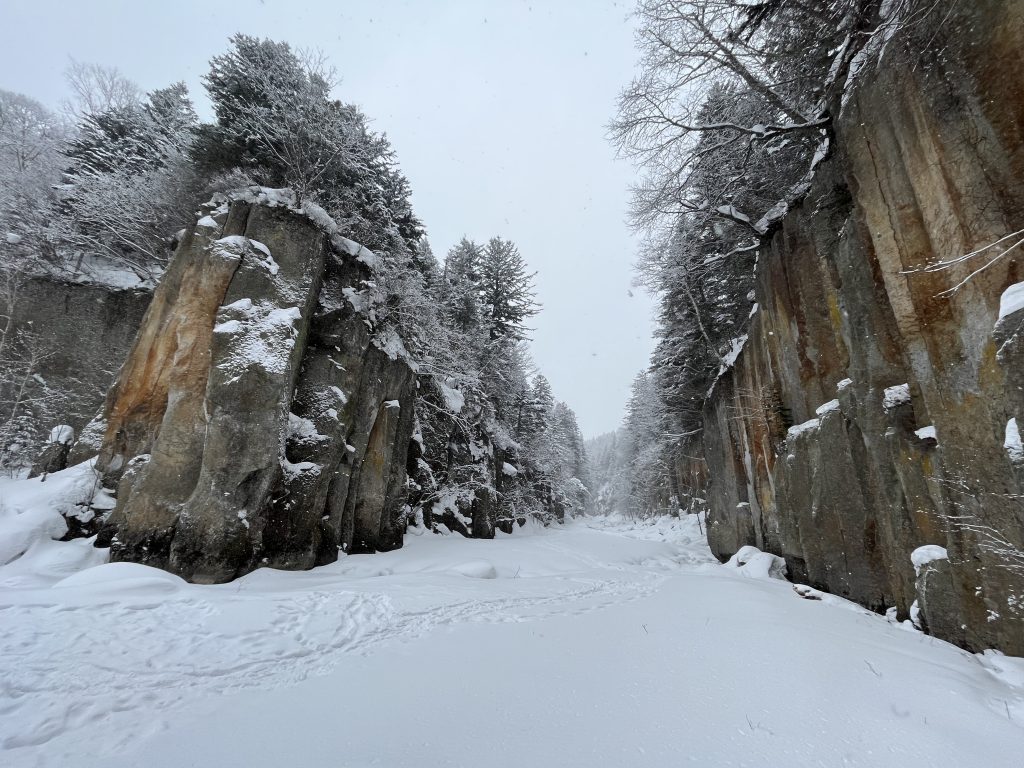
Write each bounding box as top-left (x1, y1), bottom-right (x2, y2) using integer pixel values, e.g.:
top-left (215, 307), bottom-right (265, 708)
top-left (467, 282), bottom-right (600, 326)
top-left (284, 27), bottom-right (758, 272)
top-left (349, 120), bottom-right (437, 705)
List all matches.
top-left (0, 462), bottom-right (101, 567)
top-left (448, 560), bottom-right (498, 579)
top-left (53, 562), bottom-right (187, 593)
top-left (725, 545), bottom-right (788, 580)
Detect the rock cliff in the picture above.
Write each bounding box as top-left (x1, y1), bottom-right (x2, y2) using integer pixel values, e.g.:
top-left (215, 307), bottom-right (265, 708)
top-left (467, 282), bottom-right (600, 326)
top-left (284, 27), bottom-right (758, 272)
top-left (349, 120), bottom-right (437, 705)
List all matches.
top-left (9, 275), bottom-right (151, 442)
top-left (83, 192), bottom-right (416, 582)
top-left (688, 0), bottom-right (1024, 654)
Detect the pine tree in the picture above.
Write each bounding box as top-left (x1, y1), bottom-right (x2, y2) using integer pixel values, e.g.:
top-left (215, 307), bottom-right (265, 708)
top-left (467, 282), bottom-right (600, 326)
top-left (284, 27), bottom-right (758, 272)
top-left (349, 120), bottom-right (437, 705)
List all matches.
top-left (479, 237), bottom-right (539, 340)
top-left (193, 34), bottom-right (423, 255)
top-left (442, 238), bottom-right (484, 332)
top-left (58, 82), bottom-right (201, 276)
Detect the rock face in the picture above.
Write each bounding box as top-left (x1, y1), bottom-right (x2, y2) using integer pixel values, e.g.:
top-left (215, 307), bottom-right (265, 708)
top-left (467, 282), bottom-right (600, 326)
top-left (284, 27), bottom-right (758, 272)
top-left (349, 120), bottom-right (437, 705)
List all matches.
top-left (687, 0), bottom-right (1024, 654)
top-left (88, 195), bottom-right (416, 583)
top-left (10, 275), bottom-right (151, 438)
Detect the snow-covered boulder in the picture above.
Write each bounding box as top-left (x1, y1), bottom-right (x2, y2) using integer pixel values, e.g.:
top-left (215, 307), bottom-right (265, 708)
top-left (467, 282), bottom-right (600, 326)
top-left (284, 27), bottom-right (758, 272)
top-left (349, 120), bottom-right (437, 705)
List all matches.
top-left (725, 545), bottom-right (788, 580)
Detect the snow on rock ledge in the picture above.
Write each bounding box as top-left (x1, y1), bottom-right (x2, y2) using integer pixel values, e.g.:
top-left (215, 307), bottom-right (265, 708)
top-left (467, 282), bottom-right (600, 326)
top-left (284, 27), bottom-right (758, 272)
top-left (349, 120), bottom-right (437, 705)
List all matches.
top-left (883, 383), bottom-right (911, 409)
top-left (997, 281), bottom-right (1024, 322)
top-left (911, 545), bottom-right (948, 576)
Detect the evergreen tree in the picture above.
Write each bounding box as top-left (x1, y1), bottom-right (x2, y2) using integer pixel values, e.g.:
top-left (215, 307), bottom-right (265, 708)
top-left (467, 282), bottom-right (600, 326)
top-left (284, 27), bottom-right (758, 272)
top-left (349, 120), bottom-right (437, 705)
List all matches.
top-left (479, 237), bottom-right (539, 340)
top-left (442, 238), bottom-right (484, 332)
top-left (58, 82), bottom-right (201, 276)
top-left (193, 34), bottom-right (423, 256)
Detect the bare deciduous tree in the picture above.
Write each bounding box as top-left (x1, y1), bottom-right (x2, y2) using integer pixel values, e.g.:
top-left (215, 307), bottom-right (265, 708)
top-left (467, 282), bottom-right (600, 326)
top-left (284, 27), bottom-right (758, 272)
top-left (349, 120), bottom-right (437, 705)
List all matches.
top-left (62, 59), bottom-right (142, 122)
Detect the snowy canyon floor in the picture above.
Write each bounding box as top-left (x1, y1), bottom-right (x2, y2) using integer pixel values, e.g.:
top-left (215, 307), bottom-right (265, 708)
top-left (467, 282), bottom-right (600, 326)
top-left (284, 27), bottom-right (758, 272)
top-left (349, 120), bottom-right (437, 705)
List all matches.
top-left (2, 481), bottom-right (1024, 767)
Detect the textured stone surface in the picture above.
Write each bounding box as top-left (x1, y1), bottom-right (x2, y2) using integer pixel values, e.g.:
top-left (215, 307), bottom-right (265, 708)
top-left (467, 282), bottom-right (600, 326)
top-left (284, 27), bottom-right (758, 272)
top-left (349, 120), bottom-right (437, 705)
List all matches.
top-left (89, 198), bottom-right (416, 582)
top-left (690, 0), bottom-right (1024, 654)
top-left (9, 275), bottom-right (151, 437)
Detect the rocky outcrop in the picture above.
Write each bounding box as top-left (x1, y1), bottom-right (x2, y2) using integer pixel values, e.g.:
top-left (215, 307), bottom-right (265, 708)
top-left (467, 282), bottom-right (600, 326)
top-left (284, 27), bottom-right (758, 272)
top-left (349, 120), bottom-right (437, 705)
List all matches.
top-left (85, 193), bottom-right (416, 583)
top-left (10, 275), bottom-right (151, 438)
top-left (691, 0), bottom-right (1024, 654)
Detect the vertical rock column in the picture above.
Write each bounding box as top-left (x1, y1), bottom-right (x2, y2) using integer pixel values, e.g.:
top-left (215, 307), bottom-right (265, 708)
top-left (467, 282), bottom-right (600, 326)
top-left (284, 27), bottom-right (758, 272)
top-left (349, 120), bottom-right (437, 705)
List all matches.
top-left (90, 194), bottom-right (419, 582)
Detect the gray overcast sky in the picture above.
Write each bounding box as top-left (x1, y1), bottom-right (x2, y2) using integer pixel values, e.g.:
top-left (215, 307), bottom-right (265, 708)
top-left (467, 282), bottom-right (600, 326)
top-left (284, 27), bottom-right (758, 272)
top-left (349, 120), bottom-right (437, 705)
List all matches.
top-left (0, 0), bottom-right (655, 438)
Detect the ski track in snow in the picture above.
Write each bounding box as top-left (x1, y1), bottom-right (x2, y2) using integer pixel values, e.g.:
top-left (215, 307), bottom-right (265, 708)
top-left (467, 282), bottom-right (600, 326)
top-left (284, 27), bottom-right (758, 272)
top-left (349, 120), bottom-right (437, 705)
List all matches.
top-left (0, 522), bottom-right (699, 762)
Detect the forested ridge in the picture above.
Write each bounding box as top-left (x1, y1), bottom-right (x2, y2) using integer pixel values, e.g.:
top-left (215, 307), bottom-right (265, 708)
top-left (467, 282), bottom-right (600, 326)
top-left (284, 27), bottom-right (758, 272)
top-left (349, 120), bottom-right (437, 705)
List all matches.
top-left (0, 35), bottom-right (590, 534)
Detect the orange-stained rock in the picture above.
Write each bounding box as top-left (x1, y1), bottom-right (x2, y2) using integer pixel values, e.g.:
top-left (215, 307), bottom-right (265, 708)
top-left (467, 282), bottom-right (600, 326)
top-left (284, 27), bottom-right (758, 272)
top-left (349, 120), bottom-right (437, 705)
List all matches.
top-left (692, 0), bottom-right (1024, 654)
top-left (86, 194), bottom-right (416, 582)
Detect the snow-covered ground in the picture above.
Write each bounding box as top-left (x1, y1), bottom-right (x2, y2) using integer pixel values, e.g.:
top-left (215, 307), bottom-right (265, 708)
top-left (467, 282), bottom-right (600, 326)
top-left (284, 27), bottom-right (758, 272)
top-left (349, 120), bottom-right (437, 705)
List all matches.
top-left (2, 466), bottom-right (1023, 767)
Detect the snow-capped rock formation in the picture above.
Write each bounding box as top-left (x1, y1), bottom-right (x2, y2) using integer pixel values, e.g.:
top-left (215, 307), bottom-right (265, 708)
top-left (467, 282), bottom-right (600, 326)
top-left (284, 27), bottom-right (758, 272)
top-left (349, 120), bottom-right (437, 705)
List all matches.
top-left (81, 193), bottom-right (416, 582)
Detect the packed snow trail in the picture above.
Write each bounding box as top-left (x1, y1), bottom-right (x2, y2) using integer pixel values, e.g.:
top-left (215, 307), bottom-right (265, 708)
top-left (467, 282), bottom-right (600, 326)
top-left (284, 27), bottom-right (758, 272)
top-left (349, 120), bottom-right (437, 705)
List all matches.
top-left (2, 467), bottom-right (1023, 767)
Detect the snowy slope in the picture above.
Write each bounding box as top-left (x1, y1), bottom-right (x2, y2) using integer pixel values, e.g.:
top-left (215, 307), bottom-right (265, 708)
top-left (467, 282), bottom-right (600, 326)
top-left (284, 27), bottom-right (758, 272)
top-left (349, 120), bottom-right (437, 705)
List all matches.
top-left (1, 469), bottom-right (1022, 767)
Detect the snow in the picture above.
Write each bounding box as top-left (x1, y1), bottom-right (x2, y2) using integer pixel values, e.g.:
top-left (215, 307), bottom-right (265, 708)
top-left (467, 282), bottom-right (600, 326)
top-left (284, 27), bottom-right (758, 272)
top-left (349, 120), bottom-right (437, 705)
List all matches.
top-left (0, 461), bottom-right (101, 572)
top-left (883, 383), bottom-right (911, 409)
top-left (915, 425), bottom-right (937, 441)
top-left (1005, 418), bottom-right (1023, 462)
top-left (247, 239), bottom-right (273, 259)
top-left (66, 252), bottom-right (153, 290)
top-left (911, 545), bottom-right (949, 576)
top-left (787, 416), bottom-right (820, 439)
top-left (212, 319), bottom-right (242, 334)
top-left (280, 458), bottom-right (320, 480)
top-left (725, 545), bottom-right (788, 580)
top-left (6, 231), bottom-right (23, 244)
top-left (223, 187), bottom-right (377, 274)
top-left (715, 204), bottom-right (750, 223)
top-left (720, 334), bottom-right (748, 371)
top-left (286, 413), bottom-right (326, 445)
top-left (997, 281), bottom-right (1024, 321)
top-left (47, 425), bottom-right (74, 445)
top-left (215, 235), bottom-right (279, 276)
top-left (213, 301), bottom-right (302, 376)
top-left (341, 285), bottom-right (373, 313)
top-left (1, 502), bottom-right (1022, 767)
top-left (501, 461), bottom-right (519, 477)
top-left (437, 378), bottom-right (465, 413)
top-left (815, 399), bottom-right (840, 417)
top-left (373, 327), bottom-right (413, 366)
top-left (223, 297), bottom-right (253, 312)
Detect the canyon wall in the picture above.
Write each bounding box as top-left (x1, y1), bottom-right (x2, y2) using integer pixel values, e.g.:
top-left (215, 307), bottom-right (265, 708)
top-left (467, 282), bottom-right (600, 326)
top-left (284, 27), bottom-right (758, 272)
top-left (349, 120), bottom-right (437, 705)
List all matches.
top-left (80, 194), bottom-right (416, 582)
top-left (9, 275), bottom-right (151, 439)
top-left (692, 0), bottom-right (1024, 654)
